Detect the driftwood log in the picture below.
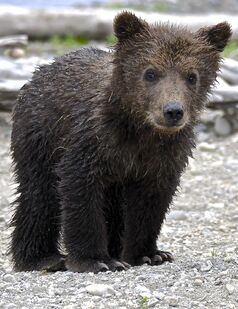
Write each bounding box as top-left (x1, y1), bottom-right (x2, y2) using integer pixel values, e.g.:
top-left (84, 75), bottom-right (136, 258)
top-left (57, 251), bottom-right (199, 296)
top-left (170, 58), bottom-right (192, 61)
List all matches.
top-left (0, 56), bottom-right (51, 111)
top-left (0, 35), bottom-right (28, 48)
top-left (0, 6), bottom-right (238, 39)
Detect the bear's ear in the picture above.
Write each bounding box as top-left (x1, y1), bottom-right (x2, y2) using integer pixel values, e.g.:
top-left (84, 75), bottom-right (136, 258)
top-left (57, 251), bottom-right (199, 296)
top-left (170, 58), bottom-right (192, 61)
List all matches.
top-left (114, 11), bottom-right (149, 42)
top-left (197, 22), bottom-right (232, 51)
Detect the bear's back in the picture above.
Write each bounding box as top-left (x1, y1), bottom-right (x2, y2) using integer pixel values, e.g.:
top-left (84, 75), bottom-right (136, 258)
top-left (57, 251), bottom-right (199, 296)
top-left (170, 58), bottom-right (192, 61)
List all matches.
top-left (19, 48), bottom-right (112, 110)
top-left (12, 48), bottom-right (113, 158)
top-left (13, 48), bottom-right (112, 129)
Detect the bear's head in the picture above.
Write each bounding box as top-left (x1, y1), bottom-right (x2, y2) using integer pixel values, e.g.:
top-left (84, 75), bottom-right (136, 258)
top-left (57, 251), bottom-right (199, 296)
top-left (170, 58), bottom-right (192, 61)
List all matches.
top-left (112, 12), bottom-right (232, 134)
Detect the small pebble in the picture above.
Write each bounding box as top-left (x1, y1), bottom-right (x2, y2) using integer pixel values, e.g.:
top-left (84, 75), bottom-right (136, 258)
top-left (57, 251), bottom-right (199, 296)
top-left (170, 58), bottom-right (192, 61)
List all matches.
top-left (194, 279), bottom-right (203, 286)
top-left (200, 260), bottom-right (213, 272)
top-left (6, 48), bottom-right (25, 59)
top-left (86, 284), bottom-right (115, 296)
top-left (147, 299), bottom-right (160, 307)
top-left (107, 301), bottom-right (119, 308)
top-left (209, 202), bottom-right (225, 209)
top-left (167, 210), bottom-right (187, 221)
top-left (166, 296), bottom-right (179, 307)
top-left (64, 305), bottom-right (78, 309)
top-left (3, 274), bottom-right (16, 283)
top-left (214, 278), bottom-right (223, 286)
top-left (214, 116), bottom-right (232, 136)
top-left (136, 275), bottom-right (146, 281)
top-left (153, 291), bottom-right (165, 300)
top-left (198, 142), bottom-right (216, 151)
top-left (135, 285), bottom-right (151, 298)
top-left (81, 300), bottom-right (96, 309)
top-left (3, 304), bottom-right (18, 309)
top-left (226, 284), bottom-right (235, 295)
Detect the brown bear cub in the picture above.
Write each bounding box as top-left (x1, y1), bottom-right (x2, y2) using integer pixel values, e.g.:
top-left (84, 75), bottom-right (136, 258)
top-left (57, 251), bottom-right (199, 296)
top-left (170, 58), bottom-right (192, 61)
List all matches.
top-left (10, 12), bottom-right (231, 273)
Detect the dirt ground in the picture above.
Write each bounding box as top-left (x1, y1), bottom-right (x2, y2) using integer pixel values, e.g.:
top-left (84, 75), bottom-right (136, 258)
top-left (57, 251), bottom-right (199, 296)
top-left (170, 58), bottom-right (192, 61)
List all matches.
top-left (0, 111), bottom-right (237, 309)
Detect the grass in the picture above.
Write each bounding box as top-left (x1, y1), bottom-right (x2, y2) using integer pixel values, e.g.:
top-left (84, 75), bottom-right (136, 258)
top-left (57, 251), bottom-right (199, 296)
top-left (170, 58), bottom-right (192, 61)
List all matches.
top-left (38, 33), bottom-right (238, 61)
top-left (49, 34), bottom-right (90, 49)
top-left (105, 2), bottom-right (125, 10)
top-left (211, 248), bottom-right (217, 257)
top-left (138, 296), bottom-right (149, 309)
top-left (47, 34), bottom-right (118, 53)
top-left (105, 1), bottom-right (169, 12)
top-left (48, 34), bottom-right (118, 49)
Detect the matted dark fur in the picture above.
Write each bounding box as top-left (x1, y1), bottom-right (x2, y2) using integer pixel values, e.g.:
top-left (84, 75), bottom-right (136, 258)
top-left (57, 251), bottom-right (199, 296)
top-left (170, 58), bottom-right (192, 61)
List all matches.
top-left (10, 12), bottom-right (232, 273)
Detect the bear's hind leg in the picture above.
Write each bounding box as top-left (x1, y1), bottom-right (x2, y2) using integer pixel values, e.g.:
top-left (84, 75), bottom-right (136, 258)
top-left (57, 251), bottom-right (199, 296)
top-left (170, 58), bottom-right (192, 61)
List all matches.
top-left (11, 130), bottom-right (64, 271)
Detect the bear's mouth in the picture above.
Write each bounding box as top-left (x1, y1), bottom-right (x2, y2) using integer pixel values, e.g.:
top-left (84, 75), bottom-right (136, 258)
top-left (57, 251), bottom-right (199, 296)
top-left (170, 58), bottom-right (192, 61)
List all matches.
top-left (153, 123), bottom-right (186, 134)
top-left (147, 113), bottom-right (187, 134)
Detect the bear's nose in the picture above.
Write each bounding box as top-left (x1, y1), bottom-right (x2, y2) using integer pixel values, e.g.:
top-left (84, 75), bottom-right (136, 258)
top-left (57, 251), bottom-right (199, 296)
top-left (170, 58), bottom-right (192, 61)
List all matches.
top-left (163, 102), bottom-right (184, 126)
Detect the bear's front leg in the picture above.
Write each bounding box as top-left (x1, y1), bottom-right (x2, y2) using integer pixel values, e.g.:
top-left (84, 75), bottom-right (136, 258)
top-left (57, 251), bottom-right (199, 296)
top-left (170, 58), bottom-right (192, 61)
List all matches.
top-left (57, 146), bottom-right (129, 273)
top-left (122, 180), bottom-right (174, 266)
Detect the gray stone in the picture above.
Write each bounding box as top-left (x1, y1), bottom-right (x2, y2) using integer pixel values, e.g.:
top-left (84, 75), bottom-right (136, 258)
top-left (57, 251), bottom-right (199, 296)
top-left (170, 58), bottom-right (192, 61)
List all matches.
top-left (3, 274), bottom-right (16, 283)
top-left (167, 210), bottom-right (188, 221)
top-left (85, 284), bottom-right (116, 296)
top-left (226, 284), bottom-right (235, 295)
top-left (194, 279), bottom-right (203, 286)
top-left (200, 261), bottom-right (213, 272)
top-left (6, 48), bottom-right (26, 59)
top-left (198, 142), bottom-right (216, 151)
top-left (166, 296), bottom-right (179, 307)
top-left (214, 116), bottom-right (232, 136)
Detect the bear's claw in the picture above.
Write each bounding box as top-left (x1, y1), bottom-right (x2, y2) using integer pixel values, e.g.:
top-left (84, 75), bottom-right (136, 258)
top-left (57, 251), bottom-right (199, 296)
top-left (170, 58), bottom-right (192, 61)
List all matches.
top-left (66, 258), bottom-right (130, 273)
top-left (155, 250), bottom-right (174, 263)
top-left (135, 250), bottom-right (174, 266)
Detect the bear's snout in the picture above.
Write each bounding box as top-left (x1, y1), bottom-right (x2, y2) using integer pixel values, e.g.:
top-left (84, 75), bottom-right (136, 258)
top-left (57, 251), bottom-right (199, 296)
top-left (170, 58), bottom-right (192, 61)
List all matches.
top-left (163, 102), bottom-right (184, 127)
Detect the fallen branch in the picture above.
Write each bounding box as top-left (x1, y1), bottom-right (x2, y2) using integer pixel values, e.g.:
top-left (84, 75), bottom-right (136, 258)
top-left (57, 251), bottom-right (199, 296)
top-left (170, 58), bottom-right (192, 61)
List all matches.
top-left (0, 35), bottom-right (28, 48)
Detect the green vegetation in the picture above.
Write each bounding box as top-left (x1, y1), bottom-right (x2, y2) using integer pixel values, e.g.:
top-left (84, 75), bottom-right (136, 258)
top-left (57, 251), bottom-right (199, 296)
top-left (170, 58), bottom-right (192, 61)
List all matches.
top-left (223, 41), bottom-right (238, 58)
top-left (105, 34), bottom-right (117, 45)
top-left (211, 248), bottom-right (217, 257)
top-left (105, 1), bottom-right (168, 12)
top-left (105, 2), bottom-right (125, 10)
top-left (49, 34), bottom-right (90, 49)
top-left (138, 296), bottom-right (149, 309)
top-left (47, 34), bottom-right (117, 49)
top-left (148, 1), bottom-right (168, 12)
top-left (36, 34), bottom-right (238, 61)
top-left (47, 34), bottom-right (118, 53)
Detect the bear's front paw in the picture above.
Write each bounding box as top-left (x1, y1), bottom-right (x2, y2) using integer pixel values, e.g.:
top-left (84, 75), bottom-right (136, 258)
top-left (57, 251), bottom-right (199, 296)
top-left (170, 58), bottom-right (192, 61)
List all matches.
top-left (125, 250), bottom-right (174, 266)
top-left (154, 250), bottom-right (174, 264)
top-left (66, 258), bottom-right (130, 273)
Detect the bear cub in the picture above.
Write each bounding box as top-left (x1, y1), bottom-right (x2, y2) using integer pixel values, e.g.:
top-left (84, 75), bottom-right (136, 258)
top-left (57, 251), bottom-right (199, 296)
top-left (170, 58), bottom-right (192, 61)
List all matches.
top-left (10, 12), bottom-right (231, 273)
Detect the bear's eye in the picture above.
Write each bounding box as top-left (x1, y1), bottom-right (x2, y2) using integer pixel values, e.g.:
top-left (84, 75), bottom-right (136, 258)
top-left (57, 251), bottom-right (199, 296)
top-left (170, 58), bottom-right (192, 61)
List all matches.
top-left (187, 73), bottom-right (197, 85)
top-left (144, 69), bottom-right (158, 82)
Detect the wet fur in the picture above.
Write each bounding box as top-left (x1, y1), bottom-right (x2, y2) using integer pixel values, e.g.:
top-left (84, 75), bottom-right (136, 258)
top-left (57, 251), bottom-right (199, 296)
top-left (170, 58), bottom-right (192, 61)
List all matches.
top-left (10, 13), bottom-right (231, 272)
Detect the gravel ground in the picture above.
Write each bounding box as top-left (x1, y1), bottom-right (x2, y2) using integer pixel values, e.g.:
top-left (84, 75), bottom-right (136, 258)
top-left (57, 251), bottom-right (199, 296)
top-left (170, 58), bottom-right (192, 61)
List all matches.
top-left (0, 111), bottom-right (237, 309)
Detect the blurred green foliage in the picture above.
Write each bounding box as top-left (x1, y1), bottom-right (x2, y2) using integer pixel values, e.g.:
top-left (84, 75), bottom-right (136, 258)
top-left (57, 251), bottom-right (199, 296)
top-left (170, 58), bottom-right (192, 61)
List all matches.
top-left (42, 33), bottom-right (238, 60)
top-left (105, 1), bottom-right (168, 12)
top-left (223, 41), bottom-right (238, 58)
top-left (138, 296), bottom-right (149, 309)
top-left (49, 34), bottom-right (90, 49)
top-left (105, 34), bottom-right (117, 45)
top-left (105, 2), bottom-right (125, 9)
